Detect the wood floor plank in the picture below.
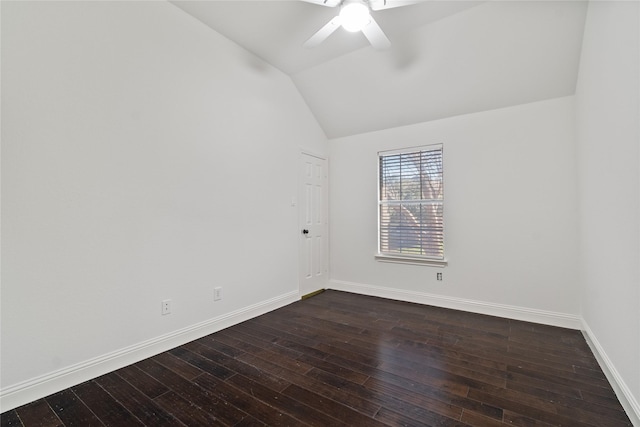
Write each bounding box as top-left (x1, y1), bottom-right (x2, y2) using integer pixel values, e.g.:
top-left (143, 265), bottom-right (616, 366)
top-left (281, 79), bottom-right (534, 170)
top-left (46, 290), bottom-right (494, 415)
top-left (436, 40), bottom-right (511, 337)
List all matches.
top-left (153, 391), bottom-right (220, 426)
top-left (374, 405), bottom-right (472, 427)
top-left (114, 365), bottom-right (168, 399)
top-left (314, 341), bottom-right (381, 366)
top-left (506, 380), bottom-right (631, 422)
top-left (296, 353), bottom-right (370, 384)
top-left (382, 351), bottom-right (508, 388)
top-left (151, 351), bottom-right (204, 381)
top-left (135, 358), bottom-right (249, 425)
top-left (45, 389), bottom-right (103, 427)
top-left (501, 409), bottom-right (557, 427)
top-left (195, 335), bottom-right (246, 358)
top-left (181, 341), bottom-right (237, 377)
top-left (13, 399), bottom-right (61, 427)
top-left (393, 340), bottom-right (509, 375)
top-left (0, 410), bottom-right (23, 427)
top-left (192, 373), bottom-right (301, 426)
top-left (3, 290), bottom-right (633, 427)
top-left (460, 410), bottom-right (506, 427)
top-left (364, 375), bottom-right (501, 421)
top-left (466, 388), bottom-right (598, 427)
top-left (235, 322), bottom-right (328, 360)
top-left (94, 373), bottom-right (178, 426)
top-left (230, 414), bottom-right (266, 427)
top-left (506, 364), bottom-right (615, 397)
top-left (0, 410), bottom-right (24, 427)
top-left (363, 375), bottom-right (467, 420)
top-left (302, 365), bottom-right (478, 425)
top-left (580, 388), bottom-right (635, 412)
top-left (72, 380), bottom-right (144, 427)
top-left (236, 352), bottom-right (383, 417)
top-left (167, 345), bottom-right (235, 382)
top-left (505, 343), bottom-right (600, 371)
top-left (468, 382), bottom-right (559, 415)
top-left (226, 374), bottom-right (350, 426)
top-left (174, 342), bottom-right (293, 393)
top-left (210, 330), bottom-right (270, 357)
top-left (323, 351), bottom-right (381, 378)
top-left (280, 383), bottom-right (387, 427)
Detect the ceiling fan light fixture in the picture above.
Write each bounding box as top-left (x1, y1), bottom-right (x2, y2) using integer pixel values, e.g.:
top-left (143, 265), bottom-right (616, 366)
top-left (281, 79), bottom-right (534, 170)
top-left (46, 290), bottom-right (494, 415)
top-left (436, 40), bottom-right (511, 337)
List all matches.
top-left (339, 2), bottom-right (370, 32)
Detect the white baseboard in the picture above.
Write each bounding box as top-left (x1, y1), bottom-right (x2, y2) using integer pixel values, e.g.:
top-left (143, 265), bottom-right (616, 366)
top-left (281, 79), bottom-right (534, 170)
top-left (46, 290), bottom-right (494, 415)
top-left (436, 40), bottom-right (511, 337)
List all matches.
top-left (0, 290), bottom-right (299, 412)
top-left (5, 285), bottom-right (638, 427)
top-left (328, 280), bottom-right (582, 329)
top-left (582, 321), bottom-right (640, 427)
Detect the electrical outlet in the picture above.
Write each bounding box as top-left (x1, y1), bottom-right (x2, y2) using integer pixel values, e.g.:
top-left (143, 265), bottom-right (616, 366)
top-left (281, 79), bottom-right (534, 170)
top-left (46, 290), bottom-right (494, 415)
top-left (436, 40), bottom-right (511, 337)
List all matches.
top-left (214, 287), bottom-right (223, 301)
top-left (436, 272), bottom-right (443, 281)
top-left (161, 299), bottom-right (171, 315)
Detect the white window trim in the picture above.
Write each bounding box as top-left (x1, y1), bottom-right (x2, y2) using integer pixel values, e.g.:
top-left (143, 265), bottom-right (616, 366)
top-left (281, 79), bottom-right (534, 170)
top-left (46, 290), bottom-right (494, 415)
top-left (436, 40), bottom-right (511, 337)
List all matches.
top-left (377, 144), bottom-right (446, 266)
top-left (375, 253), bottom-right (448, 267)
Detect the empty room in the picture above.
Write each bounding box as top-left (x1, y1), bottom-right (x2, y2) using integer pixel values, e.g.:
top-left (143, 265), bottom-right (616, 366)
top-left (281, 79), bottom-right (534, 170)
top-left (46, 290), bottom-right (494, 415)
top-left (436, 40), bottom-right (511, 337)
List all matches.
top-left (1, 0), bottom-right (639, 426)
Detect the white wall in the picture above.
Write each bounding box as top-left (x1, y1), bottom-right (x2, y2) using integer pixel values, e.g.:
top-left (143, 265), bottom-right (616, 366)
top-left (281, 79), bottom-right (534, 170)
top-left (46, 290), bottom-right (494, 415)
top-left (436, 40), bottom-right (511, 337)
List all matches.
top-left (329, 97), bottom-right (581, 325)
top-left (575, 1), bottom-right (640, 422)
top-left (0, 1), bottom-right (327, 409)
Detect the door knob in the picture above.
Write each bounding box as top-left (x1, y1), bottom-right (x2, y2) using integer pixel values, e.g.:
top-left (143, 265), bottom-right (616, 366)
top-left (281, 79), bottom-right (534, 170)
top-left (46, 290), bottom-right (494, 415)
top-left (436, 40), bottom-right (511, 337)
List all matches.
top-left (302, 229), bottom-right (309, 235)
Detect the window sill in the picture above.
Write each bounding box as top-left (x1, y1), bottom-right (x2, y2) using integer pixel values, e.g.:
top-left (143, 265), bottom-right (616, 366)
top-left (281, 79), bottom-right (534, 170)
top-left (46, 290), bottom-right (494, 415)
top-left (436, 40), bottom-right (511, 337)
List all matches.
top-left (375, 254), bottom-right (448, 267)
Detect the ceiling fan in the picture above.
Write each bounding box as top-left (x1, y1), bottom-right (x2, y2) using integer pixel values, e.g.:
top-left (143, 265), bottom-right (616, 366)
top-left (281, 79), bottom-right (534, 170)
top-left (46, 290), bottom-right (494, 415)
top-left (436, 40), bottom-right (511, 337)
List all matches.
top-left (302, 0), bottom-right (420, 50)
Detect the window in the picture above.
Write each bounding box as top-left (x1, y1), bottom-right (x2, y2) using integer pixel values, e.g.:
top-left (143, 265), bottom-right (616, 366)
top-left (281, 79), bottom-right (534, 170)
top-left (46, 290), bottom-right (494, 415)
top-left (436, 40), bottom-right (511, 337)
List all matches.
top-left (378, 145), bottom-right (445, 264)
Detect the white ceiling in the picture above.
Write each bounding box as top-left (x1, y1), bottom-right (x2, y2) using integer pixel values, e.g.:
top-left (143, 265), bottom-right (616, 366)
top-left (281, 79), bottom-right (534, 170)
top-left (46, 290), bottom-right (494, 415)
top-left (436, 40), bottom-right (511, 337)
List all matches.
top-left (171, 0), bottom-right (588, 138)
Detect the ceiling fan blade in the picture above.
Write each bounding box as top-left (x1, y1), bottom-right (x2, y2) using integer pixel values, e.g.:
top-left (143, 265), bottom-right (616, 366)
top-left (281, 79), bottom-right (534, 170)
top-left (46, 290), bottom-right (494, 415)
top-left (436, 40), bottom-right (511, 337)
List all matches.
top-left (369, 0), bottom-right (423, 11)
top-left (361, 16), bottom-right (391, 50)
top-left (303, 16), bottom-right (342, 48)
top-left (300, 0), bottom-right (341, 7)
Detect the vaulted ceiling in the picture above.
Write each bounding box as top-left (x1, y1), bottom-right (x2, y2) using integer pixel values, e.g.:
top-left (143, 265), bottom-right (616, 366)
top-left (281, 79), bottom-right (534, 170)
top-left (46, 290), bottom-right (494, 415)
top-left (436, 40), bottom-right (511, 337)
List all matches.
top-left (171, 1), bottom-right (588, 139)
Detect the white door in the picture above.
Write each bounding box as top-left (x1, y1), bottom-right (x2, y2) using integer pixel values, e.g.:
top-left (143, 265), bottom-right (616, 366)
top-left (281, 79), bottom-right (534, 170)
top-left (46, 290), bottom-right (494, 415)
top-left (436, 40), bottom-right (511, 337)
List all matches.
top-left (299, 153), bottom-right (328, 297)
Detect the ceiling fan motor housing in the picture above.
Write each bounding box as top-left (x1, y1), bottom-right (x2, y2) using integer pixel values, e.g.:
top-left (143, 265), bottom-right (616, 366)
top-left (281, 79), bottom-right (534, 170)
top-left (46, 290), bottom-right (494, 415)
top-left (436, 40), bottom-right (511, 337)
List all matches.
top-left (339, 0), bottom-right (371, 32)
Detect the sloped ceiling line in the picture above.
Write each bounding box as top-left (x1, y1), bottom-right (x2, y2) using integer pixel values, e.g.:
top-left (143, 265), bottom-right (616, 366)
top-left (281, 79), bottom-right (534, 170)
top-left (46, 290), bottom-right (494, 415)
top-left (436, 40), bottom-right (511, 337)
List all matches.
top-left (171, 1), bottom-right (588, 138)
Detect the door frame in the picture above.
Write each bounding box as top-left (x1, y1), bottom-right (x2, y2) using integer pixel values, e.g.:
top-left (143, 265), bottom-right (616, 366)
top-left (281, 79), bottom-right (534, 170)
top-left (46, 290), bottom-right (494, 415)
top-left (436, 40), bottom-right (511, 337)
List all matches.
top-left (298, 150), bottom-right (329, 299)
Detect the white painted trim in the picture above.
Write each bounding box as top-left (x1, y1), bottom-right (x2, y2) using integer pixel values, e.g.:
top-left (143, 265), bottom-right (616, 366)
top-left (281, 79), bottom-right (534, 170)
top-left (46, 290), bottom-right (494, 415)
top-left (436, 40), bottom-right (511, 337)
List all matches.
top-left (6, 284), bottom-right (638, 427)
top-left (328, 279), bottom-right (582, 329)
top-left (375, 253), bottom-right (448, 267)
top-left (582, 320), bottom-right (640, 427)
top-left (378, 143), bottom-right (443, 157)
top-left (0, 290), bottom-right (299, 412)
top-left (299, 147), bottom-right (327, 161)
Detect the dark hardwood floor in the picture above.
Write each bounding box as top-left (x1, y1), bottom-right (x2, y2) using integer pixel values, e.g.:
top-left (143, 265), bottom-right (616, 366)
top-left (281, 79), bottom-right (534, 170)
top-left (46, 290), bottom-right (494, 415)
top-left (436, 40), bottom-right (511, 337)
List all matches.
top-left (1, 290), bottom-right (633, 426)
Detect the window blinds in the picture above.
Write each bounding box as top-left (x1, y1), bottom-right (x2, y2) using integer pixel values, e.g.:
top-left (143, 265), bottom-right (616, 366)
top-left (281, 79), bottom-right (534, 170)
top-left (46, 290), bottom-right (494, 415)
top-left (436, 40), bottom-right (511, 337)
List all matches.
top-left (379, 146), bottom-right (444, 259)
